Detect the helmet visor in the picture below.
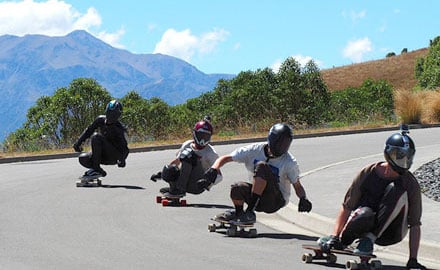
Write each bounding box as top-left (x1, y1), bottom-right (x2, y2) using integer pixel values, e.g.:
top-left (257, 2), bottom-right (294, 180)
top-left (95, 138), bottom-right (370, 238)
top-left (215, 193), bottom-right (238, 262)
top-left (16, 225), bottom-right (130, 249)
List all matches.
top-left (386, 145), bottom-right (415, 169)
top-left (194, 130), bottom-right (211, 146)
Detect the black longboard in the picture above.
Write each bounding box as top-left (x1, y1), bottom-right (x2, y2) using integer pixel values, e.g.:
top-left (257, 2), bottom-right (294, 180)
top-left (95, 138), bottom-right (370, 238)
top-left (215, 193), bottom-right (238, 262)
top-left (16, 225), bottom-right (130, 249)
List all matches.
top-left (301, 244), bottom-right (382, 270)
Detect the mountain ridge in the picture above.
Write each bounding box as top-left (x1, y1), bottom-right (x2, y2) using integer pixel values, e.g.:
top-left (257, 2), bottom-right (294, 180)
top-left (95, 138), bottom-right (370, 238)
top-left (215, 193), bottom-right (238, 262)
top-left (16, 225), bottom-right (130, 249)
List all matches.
top-left (0, 30), bottom-right (234, 140)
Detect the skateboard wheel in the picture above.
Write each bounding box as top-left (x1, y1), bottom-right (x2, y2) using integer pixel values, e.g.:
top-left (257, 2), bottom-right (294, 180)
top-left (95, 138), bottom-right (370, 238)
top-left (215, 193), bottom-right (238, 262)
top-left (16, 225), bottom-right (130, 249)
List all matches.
top-left (370, 260), bottom-right (382, 270)
top-left (208, 224), bottom-right (216, 232)
top-left (226, 226), bottom-right (237, 237)
top-left (249, 228), bottom-right (257, 238)
top-left (346, 259), bottom-right (359, 270)
top-left (180, 199), bottom-right (187, 206)
top-left (301, 253), bottom-right (313, 263)
top-left (327, 253), bottom-right (337, 264)
top-left (162, 199), bottom-right (170, 206)
top-left (156, 196), bottom-right (162, 203)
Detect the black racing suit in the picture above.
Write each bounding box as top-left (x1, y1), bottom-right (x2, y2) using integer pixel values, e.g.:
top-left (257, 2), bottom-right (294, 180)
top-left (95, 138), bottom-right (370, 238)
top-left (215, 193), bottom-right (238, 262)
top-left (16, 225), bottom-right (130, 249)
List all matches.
top-left (75, 115), bottom-right (129, 173)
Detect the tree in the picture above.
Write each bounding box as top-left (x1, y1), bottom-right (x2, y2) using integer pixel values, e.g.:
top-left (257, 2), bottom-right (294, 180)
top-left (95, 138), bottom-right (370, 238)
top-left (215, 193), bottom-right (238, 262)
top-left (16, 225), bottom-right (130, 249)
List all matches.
top-left (5, 78), bottom-right (112, 152)
top-left (415, 36), bottom-right (440, 89)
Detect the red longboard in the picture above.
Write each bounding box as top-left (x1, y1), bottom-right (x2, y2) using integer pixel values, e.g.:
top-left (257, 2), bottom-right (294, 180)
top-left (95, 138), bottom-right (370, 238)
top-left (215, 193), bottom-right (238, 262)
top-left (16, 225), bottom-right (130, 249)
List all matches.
top-left (156, 193), bottom-right (186, 206)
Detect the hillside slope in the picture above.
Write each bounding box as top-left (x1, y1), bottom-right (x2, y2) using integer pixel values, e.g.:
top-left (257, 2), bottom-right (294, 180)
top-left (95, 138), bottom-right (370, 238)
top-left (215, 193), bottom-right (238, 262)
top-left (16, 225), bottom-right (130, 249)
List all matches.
top-left (321, 48), bottom-right (428, 91)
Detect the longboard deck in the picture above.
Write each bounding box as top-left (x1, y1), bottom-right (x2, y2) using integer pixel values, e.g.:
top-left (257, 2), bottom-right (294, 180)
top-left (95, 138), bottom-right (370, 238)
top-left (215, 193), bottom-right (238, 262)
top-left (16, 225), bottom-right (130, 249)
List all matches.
top-left (156, 194), bottom-right (186, 206)
top-left (301, 244), bottom-right (382, 270)
top-left (76, 178), bottom-right (101, 187)
top-left (208, 216), bottom-right (257, 238)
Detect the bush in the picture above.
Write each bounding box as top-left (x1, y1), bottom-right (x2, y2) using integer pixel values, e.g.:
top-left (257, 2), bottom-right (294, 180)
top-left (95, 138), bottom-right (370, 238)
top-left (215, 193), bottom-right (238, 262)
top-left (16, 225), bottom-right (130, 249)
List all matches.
top-left (394, 89), bottom-right (423, 124)
top-left (329, 79), bottom-right (394, 124)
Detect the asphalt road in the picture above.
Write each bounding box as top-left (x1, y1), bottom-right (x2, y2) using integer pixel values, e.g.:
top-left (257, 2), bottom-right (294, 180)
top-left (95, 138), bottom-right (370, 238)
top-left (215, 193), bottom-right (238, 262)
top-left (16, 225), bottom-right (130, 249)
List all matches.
top-left (1, 128), bottom-right (435, 270)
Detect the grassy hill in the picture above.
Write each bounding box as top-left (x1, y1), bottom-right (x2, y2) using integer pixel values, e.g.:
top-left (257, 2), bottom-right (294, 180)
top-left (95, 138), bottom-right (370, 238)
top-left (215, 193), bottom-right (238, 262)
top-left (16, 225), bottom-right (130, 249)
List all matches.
top-left (321, 48), bottom-right (428, 91)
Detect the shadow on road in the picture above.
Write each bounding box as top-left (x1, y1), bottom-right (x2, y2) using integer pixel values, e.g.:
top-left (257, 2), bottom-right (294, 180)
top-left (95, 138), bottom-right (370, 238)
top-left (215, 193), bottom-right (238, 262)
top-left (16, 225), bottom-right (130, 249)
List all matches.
top-left (303, 261), bottom-right (406, 269)
top-left (258, 233), bottom-right (318, 241)
top-left (100, 184), bottom-right (145, 189)
top-left (187, 203), bottom-right (234, 209)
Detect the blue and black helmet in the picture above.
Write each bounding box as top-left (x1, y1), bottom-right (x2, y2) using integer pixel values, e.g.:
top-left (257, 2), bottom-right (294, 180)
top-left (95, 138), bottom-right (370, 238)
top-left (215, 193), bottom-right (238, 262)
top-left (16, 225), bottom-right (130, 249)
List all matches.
top-left (105, 100), bottom-right (123, 122)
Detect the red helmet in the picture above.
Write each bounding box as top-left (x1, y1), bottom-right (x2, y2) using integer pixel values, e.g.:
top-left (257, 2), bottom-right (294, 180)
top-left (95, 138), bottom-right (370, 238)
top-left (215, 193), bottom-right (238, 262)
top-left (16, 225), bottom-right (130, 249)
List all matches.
top-left (192, 120), bottom-right (213, 148)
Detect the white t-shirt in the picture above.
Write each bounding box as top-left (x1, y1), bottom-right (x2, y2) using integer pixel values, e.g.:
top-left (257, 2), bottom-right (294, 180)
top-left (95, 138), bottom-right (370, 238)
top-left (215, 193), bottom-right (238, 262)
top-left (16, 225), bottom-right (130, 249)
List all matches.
top-left (176, 140), bottom-right (219, 171)
top-left (230, 142), bottom-right (300, 203)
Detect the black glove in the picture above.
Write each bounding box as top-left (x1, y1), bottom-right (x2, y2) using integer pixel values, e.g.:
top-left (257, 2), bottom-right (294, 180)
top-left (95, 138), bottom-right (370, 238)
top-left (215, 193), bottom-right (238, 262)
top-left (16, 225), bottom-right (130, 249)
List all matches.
top-left (150, 171), bottom-right (162, 182)
top-left (406, 258), bottom-right (427, 270)
top-left (298, 197), bottom-right (312, 212)
top-left (117, 159), bottom-right (126, 168)
top-left (179, 147), bottom-right (199, 166)
top-left (73, 142), bottom-right (83, 152)
top-left (197, 168), bottom-right (219, 191)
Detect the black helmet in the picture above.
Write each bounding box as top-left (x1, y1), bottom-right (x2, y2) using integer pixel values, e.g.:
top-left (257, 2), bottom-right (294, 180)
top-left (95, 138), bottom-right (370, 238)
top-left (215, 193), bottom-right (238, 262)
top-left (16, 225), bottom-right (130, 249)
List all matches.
top-left (384, 128), bottom-right (415, 174)
top-left (105, 100), bottom-right (123, 123)
top-left (268, 123), bottom-right (293, 157)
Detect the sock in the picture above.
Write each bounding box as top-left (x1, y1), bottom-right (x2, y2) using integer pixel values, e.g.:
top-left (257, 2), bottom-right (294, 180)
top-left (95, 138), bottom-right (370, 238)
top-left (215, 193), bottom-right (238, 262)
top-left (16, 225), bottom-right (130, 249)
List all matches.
top-left (246, 193), bottom-right (261, 212)
top-left (235, 205), bottom-right (244, 215)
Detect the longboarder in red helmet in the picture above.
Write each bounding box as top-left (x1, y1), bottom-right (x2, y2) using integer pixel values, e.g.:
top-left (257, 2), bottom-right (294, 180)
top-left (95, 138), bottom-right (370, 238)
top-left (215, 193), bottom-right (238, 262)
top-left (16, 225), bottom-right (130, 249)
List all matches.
top-left (193, 120), bottom-right (213, 149)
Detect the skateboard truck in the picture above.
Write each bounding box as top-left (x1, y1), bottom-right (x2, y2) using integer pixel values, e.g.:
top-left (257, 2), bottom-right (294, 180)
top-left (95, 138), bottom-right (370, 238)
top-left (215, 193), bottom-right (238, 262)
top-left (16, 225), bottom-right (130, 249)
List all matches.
top-left (208, 217), bottom-right (257, 238)
top-left (156, 195), bottom-right (187, 206)
top-left (76, 177), bottom-right (102, 187)
top-left (301, 244), bottom-right (382, 270)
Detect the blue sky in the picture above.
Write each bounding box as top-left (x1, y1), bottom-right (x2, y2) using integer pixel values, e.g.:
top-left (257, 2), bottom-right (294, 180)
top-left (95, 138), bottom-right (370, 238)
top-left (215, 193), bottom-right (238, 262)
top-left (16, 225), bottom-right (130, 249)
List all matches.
top-left (0, 0), bottom-right (439, 74)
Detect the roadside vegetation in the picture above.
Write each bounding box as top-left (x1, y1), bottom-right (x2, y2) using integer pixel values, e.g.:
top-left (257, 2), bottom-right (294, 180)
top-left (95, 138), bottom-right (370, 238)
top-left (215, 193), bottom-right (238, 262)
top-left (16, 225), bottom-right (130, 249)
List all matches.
top-left (2, 37), bottom-right (440, 155)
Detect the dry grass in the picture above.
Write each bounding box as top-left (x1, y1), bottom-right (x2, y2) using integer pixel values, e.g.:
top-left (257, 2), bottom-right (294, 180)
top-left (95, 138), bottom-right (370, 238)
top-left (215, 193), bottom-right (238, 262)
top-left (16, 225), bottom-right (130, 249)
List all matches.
top-left (321, 48), bottom-right (428, 92)
top-left (394, 88), bottom-right (440, 124)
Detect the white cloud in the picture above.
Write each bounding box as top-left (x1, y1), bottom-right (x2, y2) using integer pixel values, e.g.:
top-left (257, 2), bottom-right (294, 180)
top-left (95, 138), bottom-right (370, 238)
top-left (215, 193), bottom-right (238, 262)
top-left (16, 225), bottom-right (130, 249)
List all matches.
top-left (343, 37), bottom-right (372, 63)
top-left (271, 55), bottom-right (323, 73)
top-left (153, 28), bottom-right (229, 62)
top-left (0, 0), bottom-right (124, 48)
top-left (342, 10), bottom-right (366, 23)
top-left (270, 59), bottom-right (283, 73)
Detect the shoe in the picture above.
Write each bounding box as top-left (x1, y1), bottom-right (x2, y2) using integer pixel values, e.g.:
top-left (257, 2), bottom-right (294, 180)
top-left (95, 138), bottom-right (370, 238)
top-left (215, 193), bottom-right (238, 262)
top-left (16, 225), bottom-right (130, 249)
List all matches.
top-left (81, 169), bottom-right (103, 180)
top-left (214, 210), bottom-right (236, 222)
top-left (353, 237), bottom-right (373, 256)
top-left (159, 187), bottom-right (170, 194)
top-left (232, 210), bottom-right (256, 225)
top-left (318, 235), bottom-right (344, 251)
top-left (164, 187), bottom-right (185, 197)
top-left (317, 235), bottom-right (332, 246)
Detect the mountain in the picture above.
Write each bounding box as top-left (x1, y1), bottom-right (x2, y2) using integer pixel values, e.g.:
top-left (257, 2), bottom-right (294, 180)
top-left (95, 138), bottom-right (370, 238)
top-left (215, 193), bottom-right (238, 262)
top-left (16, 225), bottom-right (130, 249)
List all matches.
top-left (0, 30), bottom-right (234, 141)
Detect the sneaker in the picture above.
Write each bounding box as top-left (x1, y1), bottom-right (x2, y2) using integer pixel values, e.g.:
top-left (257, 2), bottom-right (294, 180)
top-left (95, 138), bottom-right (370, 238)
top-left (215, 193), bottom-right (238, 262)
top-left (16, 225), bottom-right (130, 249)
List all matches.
top-left (318, 235), bottom-right (344, 251)
top-left (353, 237), bottom-right (373, 256)
top-left (159, 187), bottom-right (170, 194)
top-left (317, 235), bottom-right (332, 246)
top-left (80, 169), bottom-right (103, 180)
top-left (214, 210), bottom-right (236, 222)
top-left (232, 210), bottom-right (256, 225)
top-left (164, 187), bottom-right (185, 197)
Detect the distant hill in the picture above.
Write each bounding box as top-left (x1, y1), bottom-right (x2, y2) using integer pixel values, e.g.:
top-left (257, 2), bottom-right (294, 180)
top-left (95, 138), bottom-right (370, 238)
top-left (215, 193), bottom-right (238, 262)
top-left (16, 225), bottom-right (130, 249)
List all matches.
top-left (0, 30), bottom-right (234, 141)
top-left (321, 48), bottom-right (428, 91)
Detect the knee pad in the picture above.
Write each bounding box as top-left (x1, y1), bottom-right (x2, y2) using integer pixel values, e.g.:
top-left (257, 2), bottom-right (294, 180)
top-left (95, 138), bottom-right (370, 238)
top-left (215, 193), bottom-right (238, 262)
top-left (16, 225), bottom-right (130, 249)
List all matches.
top-left (341, 207), bottom-right (376, 245)
top-left (254, 161), bottom-right (276, 181)
top-left (230, 182), bottom-right (248, 201)
top-left (79, 152), bottom-right (93, 168)
top-left (161, 164), bottom-right (180, 182)
top-left (91, 132), bottom-right (104, 145)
